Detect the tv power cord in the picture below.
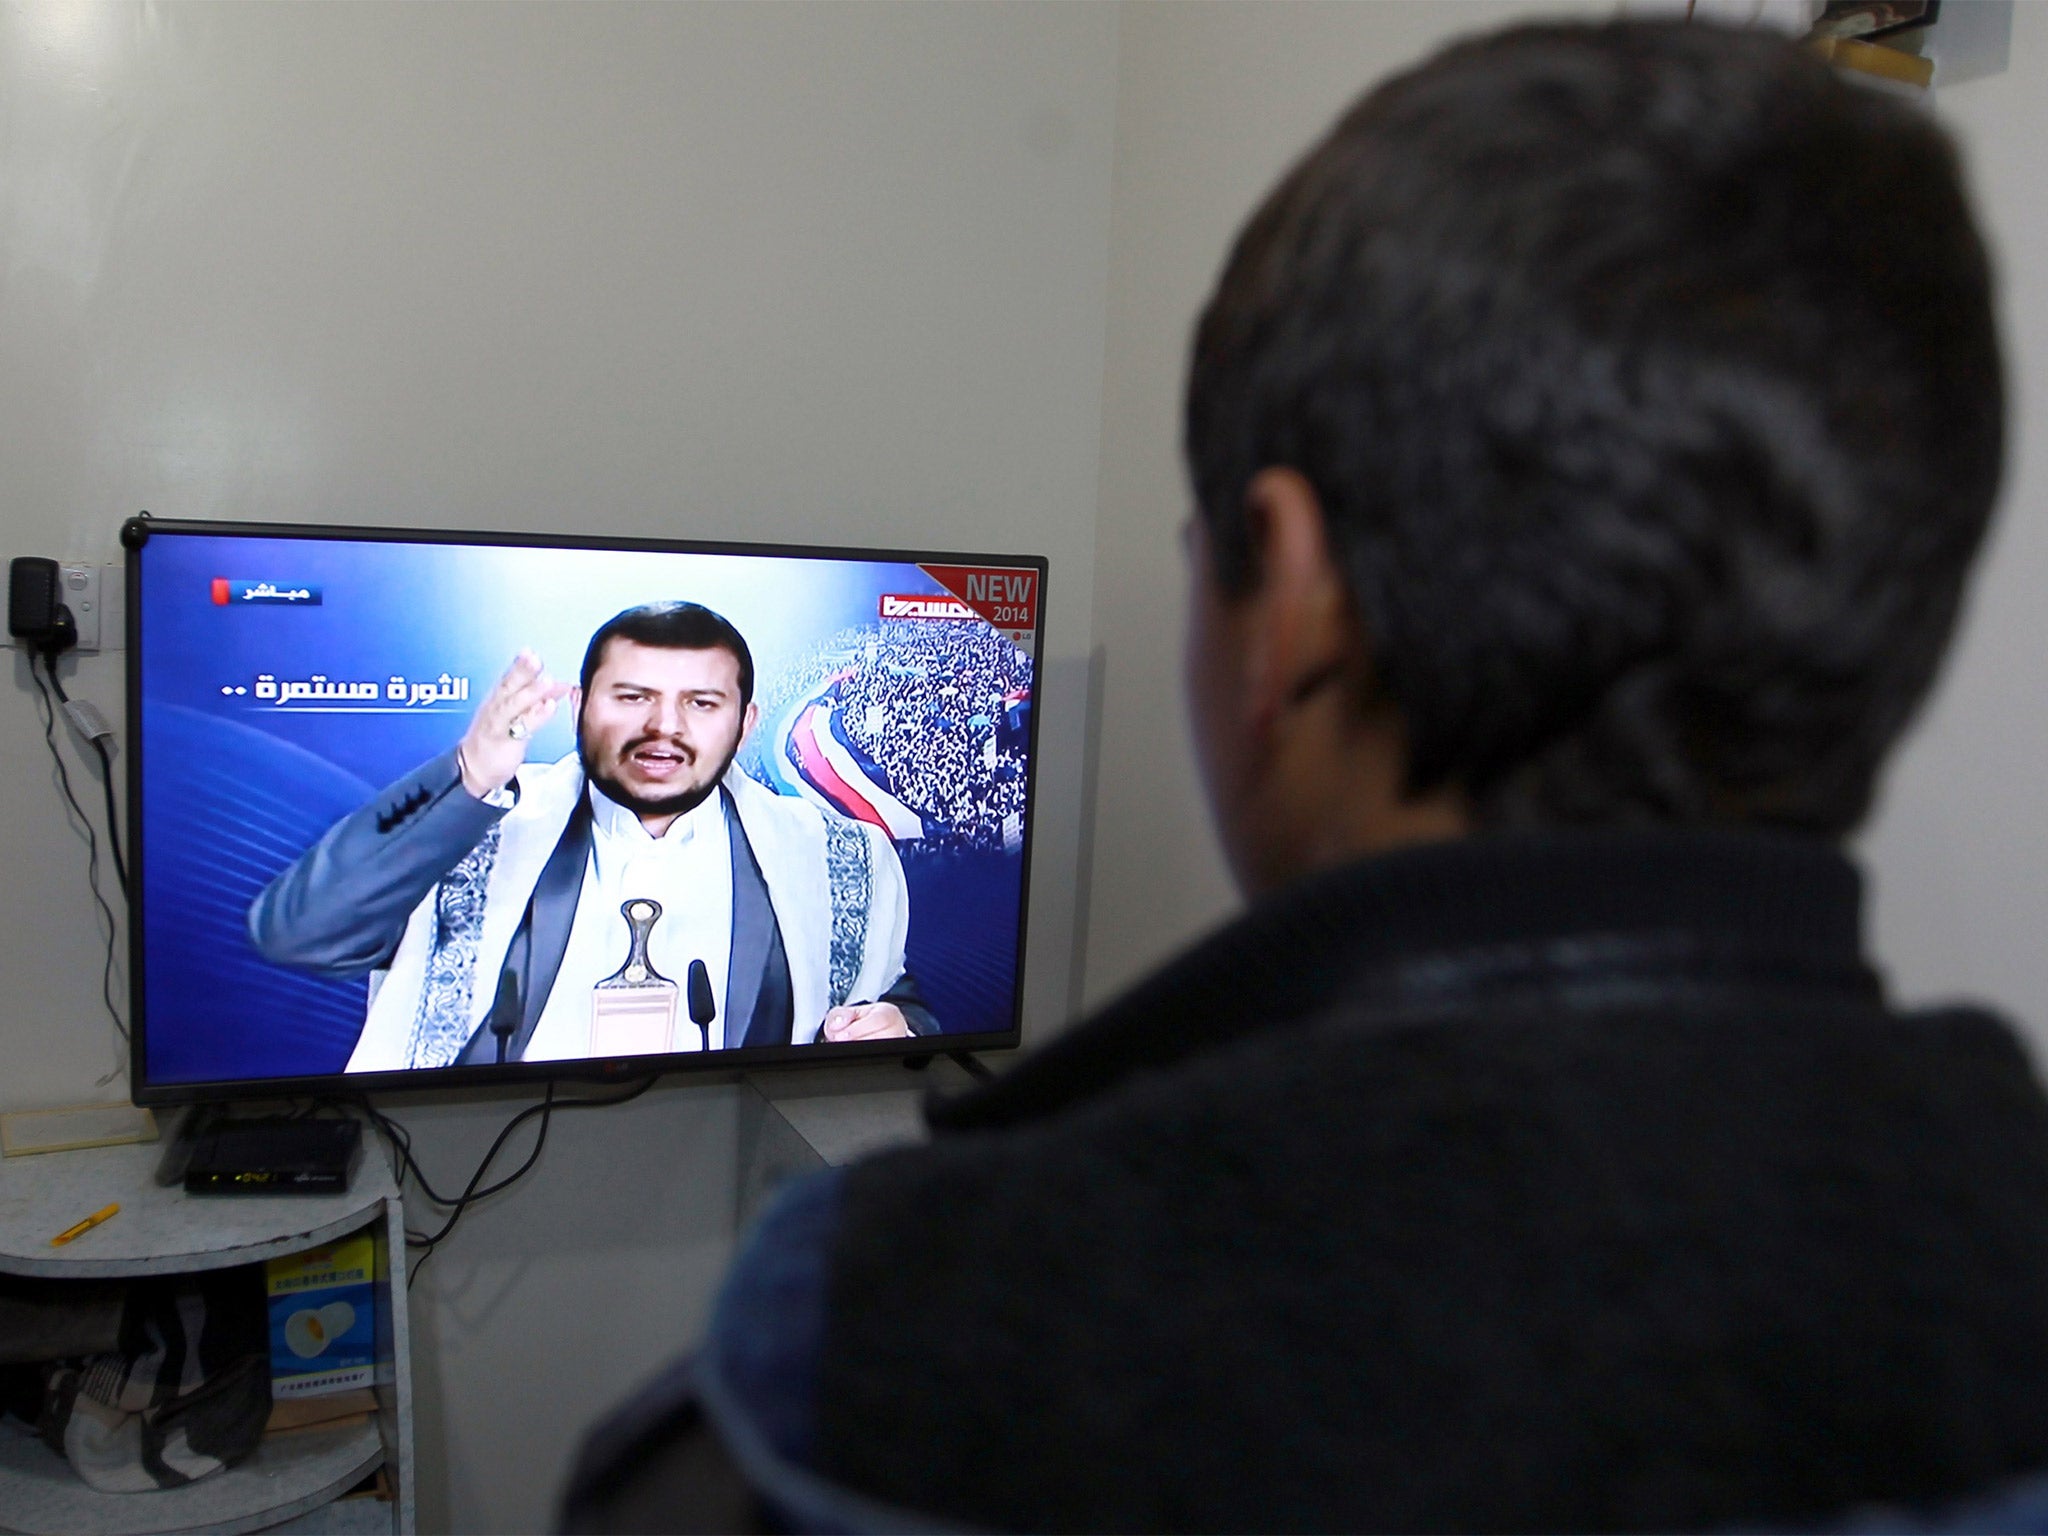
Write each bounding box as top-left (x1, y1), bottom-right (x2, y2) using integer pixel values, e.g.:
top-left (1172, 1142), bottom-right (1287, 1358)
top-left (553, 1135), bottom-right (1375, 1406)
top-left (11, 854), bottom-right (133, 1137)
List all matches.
top-left (35, 657), bottom-right (126, 892)
top-left (357, 1076), bottom-right (659, 1289)
top-left (11, 557), bottom-right (128, 1081)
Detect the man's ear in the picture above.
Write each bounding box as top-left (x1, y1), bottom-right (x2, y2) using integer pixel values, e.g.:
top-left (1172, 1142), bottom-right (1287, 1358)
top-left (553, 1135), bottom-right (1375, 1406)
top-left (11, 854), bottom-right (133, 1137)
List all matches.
top-left (740, 701), bottom-right (759, 744)
top-left (568, 685), bottom-right (583, 722)
top-left (1241, 467), bottom-right (1354, 722)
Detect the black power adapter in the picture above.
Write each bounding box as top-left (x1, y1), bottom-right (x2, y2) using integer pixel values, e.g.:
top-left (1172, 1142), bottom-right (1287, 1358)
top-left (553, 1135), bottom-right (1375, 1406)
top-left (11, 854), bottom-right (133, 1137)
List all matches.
top-left (9, 557), bottom-right (78, 662)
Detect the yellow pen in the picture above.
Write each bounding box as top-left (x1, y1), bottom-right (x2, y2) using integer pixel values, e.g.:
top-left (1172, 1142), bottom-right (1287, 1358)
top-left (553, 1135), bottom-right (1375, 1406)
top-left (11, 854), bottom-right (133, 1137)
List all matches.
top-left (49, 1203), bottom-right (120, 1247)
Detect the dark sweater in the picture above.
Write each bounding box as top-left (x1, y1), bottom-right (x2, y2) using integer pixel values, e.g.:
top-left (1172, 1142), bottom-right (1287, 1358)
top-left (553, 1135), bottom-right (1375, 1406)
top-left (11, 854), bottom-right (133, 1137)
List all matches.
top-left (812, 830), bottom-right (2048, 1531)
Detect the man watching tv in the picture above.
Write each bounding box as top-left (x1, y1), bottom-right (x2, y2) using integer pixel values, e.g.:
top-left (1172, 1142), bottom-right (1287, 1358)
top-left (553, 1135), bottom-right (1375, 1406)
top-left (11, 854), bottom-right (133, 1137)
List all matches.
top-left (249, 601), bottom-right (934, 1067)
top-left (564, 19), bottom-right (2048, 1532)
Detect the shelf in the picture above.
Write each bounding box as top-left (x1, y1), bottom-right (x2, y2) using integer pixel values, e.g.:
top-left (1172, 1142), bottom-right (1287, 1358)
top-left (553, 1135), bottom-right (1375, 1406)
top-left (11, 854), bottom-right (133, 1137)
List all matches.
top-left (0, 1415), bottom-right (384, 1536)
top-left (0, 1142), bottom-right (396, 1279)
top-left (0, 1138), bottom-right (412, 1531)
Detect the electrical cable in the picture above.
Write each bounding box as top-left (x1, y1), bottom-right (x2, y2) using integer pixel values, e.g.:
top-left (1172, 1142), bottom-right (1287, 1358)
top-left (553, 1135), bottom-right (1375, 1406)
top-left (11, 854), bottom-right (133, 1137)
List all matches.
top-left (90, 738), bottom-right (127, 896)
top-left (38, 658), bottom-right (128, 892)
top-left (29, 654), bottom-right (127, 1062)
top-left (358, 1075), bottom-right (659, 1288)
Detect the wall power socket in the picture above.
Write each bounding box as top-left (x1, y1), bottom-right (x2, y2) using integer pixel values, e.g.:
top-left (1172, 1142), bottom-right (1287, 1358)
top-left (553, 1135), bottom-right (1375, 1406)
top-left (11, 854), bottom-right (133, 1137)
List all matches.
top-left (3, 562), bottom-right (120, 654)
top-left (60, 563), bottom-right (102, 653)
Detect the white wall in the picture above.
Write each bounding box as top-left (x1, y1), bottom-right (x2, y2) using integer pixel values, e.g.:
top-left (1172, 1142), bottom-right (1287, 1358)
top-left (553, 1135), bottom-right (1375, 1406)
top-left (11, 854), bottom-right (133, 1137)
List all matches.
top-left (1858, 0), bottom-right (2048, 1048)
top-left (0, 3), bottom-right (1116, 1528)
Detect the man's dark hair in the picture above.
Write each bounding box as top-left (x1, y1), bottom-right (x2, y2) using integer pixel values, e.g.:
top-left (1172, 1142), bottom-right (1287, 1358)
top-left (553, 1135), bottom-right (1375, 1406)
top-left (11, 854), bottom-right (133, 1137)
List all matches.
top-left (579, 601), bottom-right (755, 706)
top-left (1186, 21), bottom-right (2002, 836)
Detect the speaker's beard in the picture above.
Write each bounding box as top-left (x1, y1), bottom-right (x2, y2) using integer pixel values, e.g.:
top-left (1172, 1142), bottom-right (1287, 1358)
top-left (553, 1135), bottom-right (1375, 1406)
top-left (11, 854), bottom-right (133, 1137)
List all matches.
top-left (580, 735), bottom-right (740, 824)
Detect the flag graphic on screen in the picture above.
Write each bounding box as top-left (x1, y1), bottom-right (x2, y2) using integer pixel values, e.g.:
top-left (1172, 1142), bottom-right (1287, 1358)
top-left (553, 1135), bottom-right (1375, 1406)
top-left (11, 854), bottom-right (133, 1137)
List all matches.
top-left (772, 674), bottom-right (926, 841)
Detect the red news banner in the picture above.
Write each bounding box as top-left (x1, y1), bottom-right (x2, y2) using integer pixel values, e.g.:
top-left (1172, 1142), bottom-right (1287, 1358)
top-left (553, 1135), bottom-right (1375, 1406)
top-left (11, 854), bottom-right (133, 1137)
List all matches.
top-left (880, 564), bottom-right (1041, 653)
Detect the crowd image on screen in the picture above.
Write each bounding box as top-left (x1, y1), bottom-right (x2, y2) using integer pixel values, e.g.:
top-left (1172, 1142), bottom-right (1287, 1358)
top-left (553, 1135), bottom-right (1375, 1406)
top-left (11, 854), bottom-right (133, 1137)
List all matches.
top-left (745, 619), bottom-right (1034, 857)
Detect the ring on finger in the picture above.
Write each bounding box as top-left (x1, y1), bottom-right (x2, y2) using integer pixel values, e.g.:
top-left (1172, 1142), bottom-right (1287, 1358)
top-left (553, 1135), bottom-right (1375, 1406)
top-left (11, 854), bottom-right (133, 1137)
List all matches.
top-left (507, 718), bottom-right (530, 741)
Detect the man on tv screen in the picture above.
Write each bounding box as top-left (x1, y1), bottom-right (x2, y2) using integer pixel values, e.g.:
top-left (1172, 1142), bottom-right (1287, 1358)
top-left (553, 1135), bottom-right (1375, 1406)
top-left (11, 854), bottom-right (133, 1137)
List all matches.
top-left (247, 601), bottom-right (933, 1068)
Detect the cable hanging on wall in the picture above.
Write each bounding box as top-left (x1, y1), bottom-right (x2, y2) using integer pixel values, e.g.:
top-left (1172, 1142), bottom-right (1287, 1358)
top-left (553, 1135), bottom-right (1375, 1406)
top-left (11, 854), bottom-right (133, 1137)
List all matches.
top-left (357, 1076), bottom-right (660, 1288)
top-left (13, 555), bottom-right (129, 1086)
top-left (26, 655), bottom-right (127, 1059)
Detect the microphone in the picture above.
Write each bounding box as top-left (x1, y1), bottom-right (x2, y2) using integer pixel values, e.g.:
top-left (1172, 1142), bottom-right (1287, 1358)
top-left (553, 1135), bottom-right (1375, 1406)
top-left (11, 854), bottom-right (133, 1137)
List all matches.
top-left (489, 967), bottom-right (522, 1064)
top-left (687, 960), bottom-right (715, 1050)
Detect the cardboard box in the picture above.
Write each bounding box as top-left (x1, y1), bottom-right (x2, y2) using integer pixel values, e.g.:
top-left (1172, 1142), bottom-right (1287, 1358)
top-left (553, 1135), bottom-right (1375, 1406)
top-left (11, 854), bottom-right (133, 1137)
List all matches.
top-left (265, 1233), bottom-right (378, 1398)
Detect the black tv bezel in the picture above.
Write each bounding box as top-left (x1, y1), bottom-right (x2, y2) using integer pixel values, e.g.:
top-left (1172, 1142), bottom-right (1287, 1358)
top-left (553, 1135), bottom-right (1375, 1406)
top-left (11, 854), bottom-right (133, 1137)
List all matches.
top-left (123, 514), bottom-right (1045, 1106)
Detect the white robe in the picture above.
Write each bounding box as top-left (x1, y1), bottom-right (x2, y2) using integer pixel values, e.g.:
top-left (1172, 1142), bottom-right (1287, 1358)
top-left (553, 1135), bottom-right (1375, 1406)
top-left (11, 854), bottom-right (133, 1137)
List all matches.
top-left (345, 755), bottom-right (911, 1072)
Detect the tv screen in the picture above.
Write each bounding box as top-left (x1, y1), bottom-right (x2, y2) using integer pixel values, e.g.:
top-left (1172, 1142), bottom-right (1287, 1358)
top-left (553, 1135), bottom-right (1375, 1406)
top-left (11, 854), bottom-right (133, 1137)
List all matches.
top-left (125, 517), bottom-right (1043, 1103)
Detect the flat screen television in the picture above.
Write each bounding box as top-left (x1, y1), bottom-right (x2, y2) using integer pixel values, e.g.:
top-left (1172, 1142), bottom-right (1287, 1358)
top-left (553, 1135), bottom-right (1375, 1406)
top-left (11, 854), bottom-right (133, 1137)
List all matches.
top-left (123, 515), bottom-right (1044, 1104)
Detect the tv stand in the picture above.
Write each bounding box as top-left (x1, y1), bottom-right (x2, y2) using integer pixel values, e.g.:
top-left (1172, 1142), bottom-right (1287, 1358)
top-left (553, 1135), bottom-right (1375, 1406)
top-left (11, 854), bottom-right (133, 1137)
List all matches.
top-left (0, 1138), bottom-right (414, 1534)
top-left (737, 1053), bottom-right (1005, 1223)
top-left (901, 1049), bottom-right (994, 1082)
top-left (151, 1103), bottom-right (214, 1186)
